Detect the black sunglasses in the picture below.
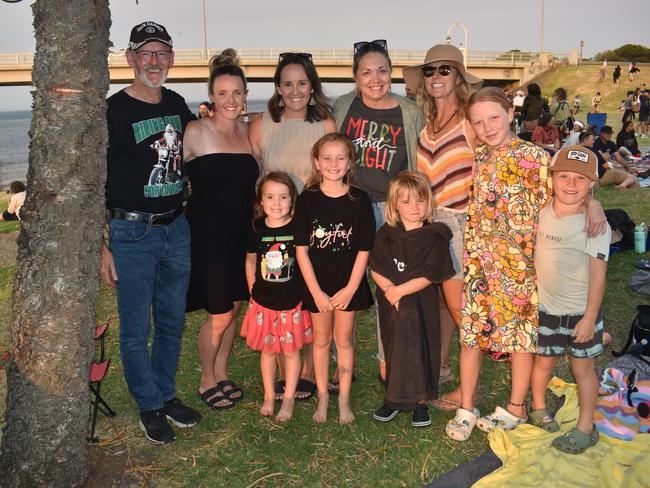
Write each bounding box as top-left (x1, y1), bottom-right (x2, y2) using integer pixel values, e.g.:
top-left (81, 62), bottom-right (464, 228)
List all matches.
top-left (353, 39), bottom-right (388, 55)
top-left (279, 52), bottom-right (313, 63)
top-left (627, 369), bottom-right (639, 407)
top-left (421, 64), bottom-right (454, 78)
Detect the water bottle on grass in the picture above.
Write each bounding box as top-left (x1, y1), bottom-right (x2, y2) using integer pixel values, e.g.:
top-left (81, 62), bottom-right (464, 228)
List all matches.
top-left (635, 222), bottom-right (647, 253)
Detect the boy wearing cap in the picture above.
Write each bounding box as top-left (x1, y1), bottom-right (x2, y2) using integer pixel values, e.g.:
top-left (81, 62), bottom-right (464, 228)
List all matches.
top-left (530, 146), bottom-right (611, 454)
top-left (101, 21), bottom-right (201, 444)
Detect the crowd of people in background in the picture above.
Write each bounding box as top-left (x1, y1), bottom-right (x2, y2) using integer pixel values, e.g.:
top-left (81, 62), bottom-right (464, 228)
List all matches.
top-left (503, 77), bottom-right (647, 190)
top-left (82, 20), bottom-right (648, 460)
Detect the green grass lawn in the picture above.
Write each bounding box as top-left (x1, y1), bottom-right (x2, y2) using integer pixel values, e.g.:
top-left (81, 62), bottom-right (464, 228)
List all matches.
top-left (0, 185), bottom-right (648, 487)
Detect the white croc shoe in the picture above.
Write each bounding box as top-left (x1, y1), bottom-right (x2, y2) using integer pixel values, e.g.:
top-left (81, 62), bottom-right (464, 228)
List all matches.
top-left (446, 407), bottom-right (480, 441)
top-left (476, 406), bottom-right (527, 433)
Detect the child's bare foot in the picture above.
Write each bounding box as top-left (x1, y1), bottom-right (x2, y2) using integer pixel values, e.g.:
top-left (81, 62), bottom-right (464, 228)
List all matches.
top-left (338, 399), bottom-right (355, 425)
top-left (313, 394), bottom-right (329, 423)
top-left (260, 398), bottom-right (274, 417)
top-left (276, 397), bottom-right (295, 422)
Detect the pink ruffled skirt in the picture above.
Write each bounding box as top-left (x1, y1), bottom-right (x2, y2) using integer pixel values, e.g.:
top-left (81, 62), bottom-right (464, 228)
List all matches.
top-left (241, 297), bottom-right (313, 353)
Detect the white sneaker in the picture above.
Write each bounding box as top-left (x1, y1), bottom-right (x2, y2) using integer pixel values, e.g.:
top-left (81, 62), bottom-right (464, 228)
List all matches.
top-left (446, 407), bottom-right (480, 441)
top-left (476, 405), bottom-right (527, 433)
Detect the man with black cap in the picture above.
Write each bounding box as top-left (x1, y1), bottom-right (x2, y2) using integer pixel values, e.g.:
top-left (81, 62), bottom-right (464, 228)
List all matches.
top-left (100, 21), bottom-right (201, 444)
top-left (593, 125), bottom-right (632, 169)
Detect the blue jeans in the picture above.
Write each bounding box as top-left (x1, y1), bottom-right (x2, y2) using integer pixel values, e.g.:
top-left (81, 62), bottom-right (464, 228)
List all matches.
top-left (371, 201), bottom-right (386, 231)
top-left (109, 214), bottom-right (191, 412)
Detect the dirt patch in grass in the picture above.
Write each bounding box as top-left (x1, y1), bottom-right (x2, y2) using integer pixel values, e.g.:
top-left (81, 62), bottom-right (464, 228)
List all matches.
top-left (0, 231), bottom-right (17, 268)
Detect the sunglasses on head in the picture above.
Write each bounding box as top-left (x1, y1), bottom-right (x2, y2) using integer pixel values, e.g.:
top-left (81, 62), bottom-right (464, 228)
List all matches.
top-left (279, 52), bottom-right (313, 63)
top-left (421, 64), bottom-right (454, 77)
top-left (353, 39), bottom-right (388, 55)
top-left (627, 369), bottom-right (639, 407)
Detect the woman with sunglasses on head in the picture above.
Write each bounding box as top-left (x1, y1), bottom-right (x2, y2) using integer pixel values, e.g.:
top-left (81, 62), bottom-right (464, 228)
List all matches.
top-left (403, 44), bottom-right (482, 411)
top-left (332, 39), bottom-right (424, 386)
top-left (249, 52), bottom-right (336, 402)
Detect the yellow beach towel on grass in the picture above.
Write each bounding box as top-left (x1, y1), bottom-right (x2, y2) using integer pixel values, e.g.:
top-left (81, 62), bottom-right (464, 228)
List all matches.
top-left (473, 378), bottom-right (650, 488)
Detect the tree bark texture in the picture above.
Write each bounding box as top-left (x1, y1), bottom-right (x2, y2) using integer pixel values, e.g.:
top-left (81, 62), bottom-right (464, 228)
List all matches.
top-left (0, 1), bottom-right (111, 486)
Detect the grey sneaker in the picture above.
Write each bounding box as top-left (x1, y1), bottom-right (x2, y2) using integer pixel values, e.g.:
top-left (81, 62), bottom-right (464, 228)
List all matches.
top-left (139, 409), bottom-right (175, 444)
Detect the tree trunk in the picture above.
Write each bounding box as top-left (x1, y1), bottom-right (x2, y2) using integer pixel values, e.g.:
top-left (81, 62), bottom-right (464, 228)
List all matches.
top-left (0, 1), bottom-right (111, 486)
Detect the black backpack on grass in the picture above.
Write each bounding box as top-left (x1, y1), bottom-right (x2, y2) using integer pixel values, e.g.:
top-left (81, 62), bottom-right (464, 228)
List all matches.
top-left (605, 208), bottom-right (636, 250)
top-left (613, 305), bottom-right (650, 363)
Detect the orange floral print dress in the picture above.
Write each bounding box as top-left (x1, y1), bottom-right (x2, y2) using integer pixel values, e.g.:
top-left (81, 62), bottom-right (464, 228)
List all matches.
top-left (460, 139), bottom-right (549, 353)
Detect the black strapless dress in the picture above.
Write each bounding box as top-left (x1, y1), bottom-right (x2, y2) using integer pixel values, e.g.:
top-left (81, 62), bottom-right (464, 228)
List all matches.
top-left (185, 153), bottom-right (259, 314)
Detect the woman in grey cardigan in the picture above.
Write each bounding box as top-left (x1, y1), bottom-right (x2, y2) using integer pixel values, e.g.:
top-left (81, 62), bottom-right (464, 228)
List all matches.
top-left (332, 39), bottom-right (424, 387)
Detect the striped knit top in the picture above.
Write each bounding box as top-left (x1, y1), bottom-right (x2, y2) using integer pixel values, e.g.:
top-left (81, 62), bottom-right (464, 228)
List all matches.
top-left (416, 120), bottom-right (474, 212)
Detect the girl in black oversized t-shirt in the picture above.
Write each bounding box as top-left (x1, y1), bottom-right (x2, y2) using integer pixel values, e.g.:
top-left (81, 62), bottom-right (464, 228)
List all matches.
top-left (295, 134), bottom-right (375, 426)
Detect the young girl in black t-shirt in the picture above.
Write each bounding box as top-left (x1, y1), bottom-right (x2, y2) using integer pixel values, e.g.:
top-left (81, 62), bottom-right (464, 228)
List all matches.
top-left (295, 133), bottom-right (375, 425)
top-left (240, 172), bottom-right (313, 422)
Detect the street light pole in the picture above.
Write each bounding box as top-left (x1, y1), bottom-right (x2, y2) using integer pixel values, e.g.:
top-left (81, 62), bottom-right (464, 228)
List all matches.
top-left (201, 0), bottom-right (208, 61)
top-left (446, 20), bottom-right (468, 65)
top-left (579, 40), bottom-right (584, 65)
top-left (539, 0), bottom-right (546, 65)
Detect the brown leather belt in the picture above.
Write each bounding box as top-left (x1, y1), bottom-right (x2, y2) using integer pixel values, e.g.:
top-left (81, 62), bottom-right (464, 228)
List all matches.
top-left (108, 207), bottom-right (183, 226)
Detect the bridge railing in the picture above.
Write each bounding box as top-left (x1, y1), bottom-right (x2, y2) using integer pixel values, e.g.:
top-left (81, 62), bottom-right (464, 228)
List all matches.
top-left (0, 53), bottom-right (34, 67)
top-left (1, 48), bottom-right (563, 69)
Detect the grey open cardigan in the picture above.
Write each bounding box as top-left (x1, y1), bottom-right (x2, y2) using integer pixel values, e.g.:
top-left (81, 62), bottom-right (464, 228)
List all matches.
top-left (332, 91), bottom-right (425, 171)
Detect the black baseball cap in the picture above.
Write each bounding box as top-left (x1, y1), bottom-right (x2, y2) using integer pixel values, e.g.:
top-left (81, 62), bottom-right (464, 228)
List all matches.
top-left (600, 125), bottom-right (613, 134)
top-left (128, 21), bottom-right (173, 51)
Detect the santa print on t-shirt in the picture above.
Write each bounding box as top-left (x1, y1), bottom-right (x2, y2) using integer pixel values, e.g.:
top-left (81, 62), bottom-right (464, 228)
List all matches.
top-left (147, 123), bottom-right (183, 187)
top-left (260, 237), bottom-right (295, 282)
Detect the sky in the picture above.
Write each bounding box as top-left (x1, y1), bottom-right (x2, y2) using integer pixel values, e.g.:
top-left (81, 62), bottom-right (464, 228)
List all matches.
top-left (0, 0), bottom-right (647, 111)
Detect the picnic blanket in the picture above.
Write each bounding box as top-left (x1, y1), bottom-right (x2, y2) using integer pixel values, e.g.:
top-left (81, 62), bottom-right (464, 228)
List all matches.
top-left (595, 366), bottom-right (650, 440)
top-left (473, 378), bottom-right (650, 488)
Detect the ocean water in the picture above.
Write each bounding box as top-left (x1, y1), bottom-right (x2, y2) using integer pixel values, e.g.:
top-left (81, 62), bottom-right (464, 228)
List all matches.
top-left (0, 99), bottom-right (268, 189)
top-left (0, 110), bottom-right (31, 188)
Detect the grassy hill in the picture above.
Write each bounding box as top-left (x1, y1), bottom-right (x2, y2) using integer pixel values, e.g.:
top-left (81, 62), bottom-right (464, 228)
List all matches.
top-left (519, 64), bottom-right (647, 134)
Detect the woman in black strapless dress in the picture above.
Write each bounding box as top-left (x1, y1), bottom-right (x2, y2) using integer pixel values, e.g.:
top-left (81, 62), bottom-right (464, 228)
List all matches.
top-left (186, 153), bottom-right (258, 314)
top-left (183, 50), bottom-right (259, 411)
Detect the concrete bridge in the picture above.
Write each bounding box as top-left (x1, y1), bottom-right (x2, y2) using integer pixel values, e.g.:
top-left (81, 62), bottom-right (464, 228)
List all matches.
top-left (0, 48), bottom-right (572, 87)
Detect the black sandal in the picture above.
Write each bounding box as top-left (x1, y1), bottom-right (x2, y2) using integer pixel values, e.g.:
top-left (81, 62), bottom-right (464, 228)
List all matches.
top-left (275, 380), bottom-right (285, 402)
top-left (217, 379), bottom-right (244, 402)
top-left (198, 386), bottom-right (234, 410)
top-left (295, 378), bottom-right (316, 401)
top-left (328, 374), bottom-right (356, 395)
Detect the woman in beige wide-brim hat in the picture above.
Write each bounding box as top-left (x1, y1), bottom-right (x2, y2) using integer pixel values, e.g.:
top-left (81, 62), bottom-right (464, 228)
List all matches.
top-left (403, 44), bottom-right (482, 411)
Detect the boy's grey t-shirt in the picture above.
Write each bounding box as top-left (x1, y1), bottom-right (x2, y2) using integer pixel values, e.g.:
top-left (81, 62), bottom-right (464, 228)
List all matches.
top-left (535, 203), bottom-right (611, 316)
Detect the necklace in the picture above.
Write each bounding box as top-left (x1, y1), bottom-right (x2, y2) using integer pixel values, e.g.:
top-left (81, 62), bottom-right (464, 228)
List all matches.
top-left (432, 109), bottom-right (458, 137)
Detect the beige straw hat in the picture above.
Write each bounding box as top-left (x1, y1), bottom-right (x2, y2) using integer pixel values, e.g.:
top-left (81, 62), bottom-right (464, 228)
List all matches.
top-left (403, 44), bottom-right (482, 93)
